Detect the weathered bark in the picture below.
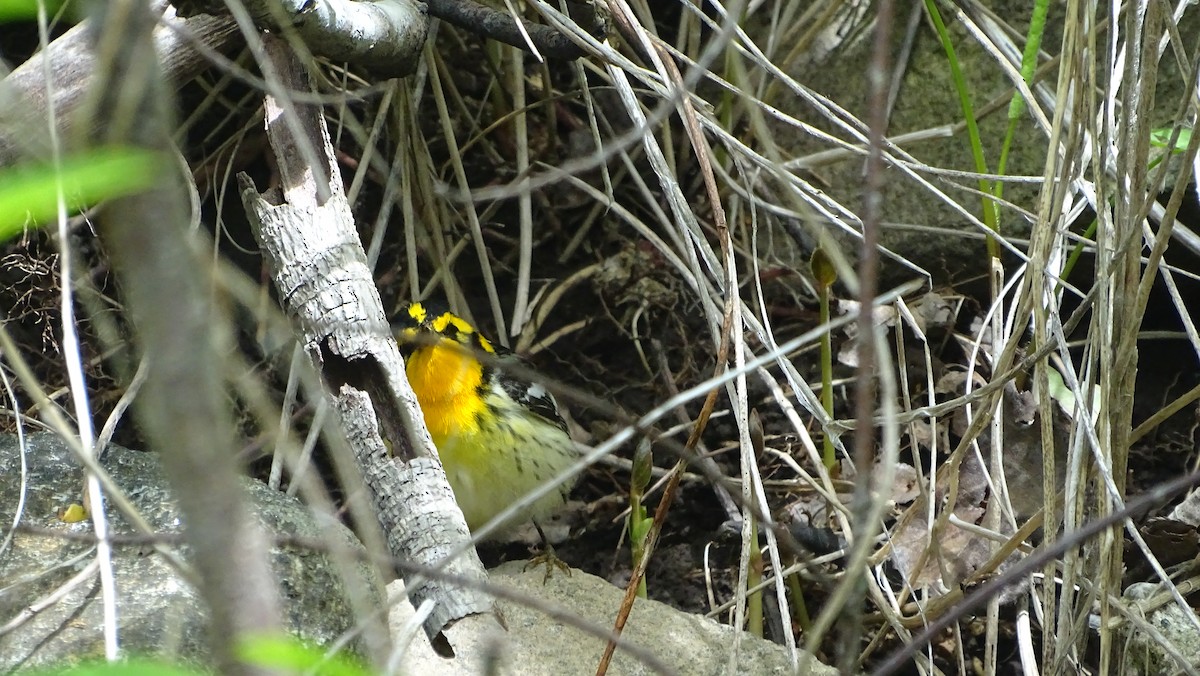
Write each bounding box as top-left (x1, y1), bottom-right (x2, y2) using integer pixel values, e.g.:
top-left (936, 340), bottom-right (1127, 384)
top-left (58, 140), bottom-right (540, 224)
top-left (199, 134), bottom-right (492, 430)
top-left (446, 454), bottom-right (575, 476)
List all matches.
top-left (176, 0), bottom-right (428, 76)
top-left (238, 35), bottom-right (495, 641)
top-left (0, 2), bottom-right (238, 169)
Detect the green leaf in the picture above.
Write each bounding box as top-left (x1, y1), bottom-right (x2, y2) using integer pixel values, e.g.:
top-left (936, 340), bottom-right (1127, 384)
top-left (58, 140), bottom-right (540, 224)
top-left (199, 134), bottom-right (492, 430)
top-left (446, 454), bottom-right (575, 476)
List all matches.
top-left (1046, 366), bottom-right (1074, 413)
top-left (0, 0), bottom-right (65, 22)
top-left (1150, 127), bottom-right (1191, 153)
top-left (237, 634), bottom-right (370, 676)
top-left (0, 148), bottom-right (162, 244)
top-left (631, 512), bottom-right (651, 544)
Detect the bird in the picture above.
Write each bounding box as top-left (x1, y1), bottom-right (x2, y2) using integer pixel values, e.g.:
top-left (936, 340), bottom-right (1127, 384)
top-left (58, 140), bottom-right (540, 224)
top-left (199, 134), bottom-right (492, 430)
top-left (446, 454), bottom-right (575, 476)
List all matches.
top-left (394, 301), bottom-right (578, 541)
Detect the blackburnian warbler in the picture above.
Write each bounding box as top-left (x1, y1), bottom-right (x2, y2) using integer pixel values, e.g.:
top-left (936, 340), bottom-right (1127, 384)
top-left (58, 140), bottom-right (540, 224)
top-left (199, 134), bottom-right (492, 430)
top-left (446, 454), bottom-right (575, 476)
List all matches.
top-left (395, 302), bottom-right (577, 536)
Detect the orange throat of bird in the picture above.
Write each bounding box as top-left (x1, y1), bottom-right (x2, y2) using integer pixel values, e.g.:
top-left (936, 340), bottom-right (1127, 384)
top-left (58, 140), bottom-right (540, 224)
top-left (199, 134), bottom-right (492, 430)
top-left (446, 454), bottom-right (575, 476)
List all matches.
top-left (405, 340), bottom-right (486, 445)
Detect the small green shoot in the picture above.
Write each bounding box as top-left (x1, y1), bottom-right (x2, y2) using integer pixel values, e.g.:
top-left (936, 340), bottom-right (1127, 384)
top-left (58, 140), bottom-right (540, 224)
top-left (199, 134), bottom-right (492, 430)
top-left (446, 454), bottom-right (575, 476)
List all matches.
top-left (923, 0), bottom-right (1000, 257)
top-left (786, 571), bottom-right (811, 631)
top-left (811, 247), bottom-right (838, 472)
top-left (1059, 124), bottom-right (1187, 285)
top-left (746, 410), bottom-right (765, 637)
top-left (995, 0), bottom-right (1049, 219)
top-left (628, 438), bottom-right (654, 599)
top-left (1060, 217), bottom-right (1097, 284)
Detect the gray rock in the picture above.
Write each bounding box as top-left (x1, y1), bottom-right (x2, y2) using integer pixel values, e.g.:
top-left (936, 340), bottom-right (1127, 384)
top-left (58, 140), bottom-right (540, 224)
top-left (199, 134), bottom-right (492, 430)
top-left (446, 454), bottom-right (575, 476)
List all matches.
top-left (1120, 582), bottom-right (1200, 674)
top-left (388, 561), bottom-right (837, 675)
top-left (0, 432), bottom-right (383, 671)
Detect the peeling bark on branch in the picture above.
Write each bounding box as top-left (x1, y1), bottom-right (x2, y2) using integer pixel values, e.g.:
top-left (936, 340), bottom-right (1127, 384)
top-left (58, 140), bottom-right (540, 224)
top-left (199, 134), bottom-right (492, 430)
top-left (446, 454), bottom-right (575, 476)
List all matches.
top-left (177, 0), bottom-right (428, 77)
top-left (335, 388), bottom-right (496, 634)
top-left (238, 34), bottom-right (492, 640)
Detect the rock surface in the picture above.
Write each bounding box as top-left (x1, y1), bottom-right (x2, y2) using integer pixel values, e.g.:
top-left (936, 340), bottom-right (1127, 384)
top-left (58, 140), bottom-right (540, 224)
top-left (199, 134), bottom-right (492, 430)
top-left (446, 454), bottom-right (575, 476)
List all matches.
top-left (388, 561), bottom-right (837, 675)
top-left (1120, 582), bottom-right (1200, 674)
top-left (0, 432), bottom-right (383, 671)
top-left (1, 432), bottom-right (836, 674)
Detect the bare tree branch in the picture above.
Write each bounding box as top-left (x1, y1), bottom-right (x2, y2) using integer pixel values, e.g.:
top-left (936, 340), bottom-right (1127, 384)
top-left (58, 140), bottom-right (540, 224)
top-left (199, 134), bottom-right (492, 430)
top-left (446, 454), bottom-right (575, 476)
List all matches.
top-left (0, 2), bottom-right (237, 169)
top-left (425, 0), bottom-right (587, 60)
top-left (177, 0), bottom-right (427, 76)
top-left (238, 34), bottom-right (495, 641)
